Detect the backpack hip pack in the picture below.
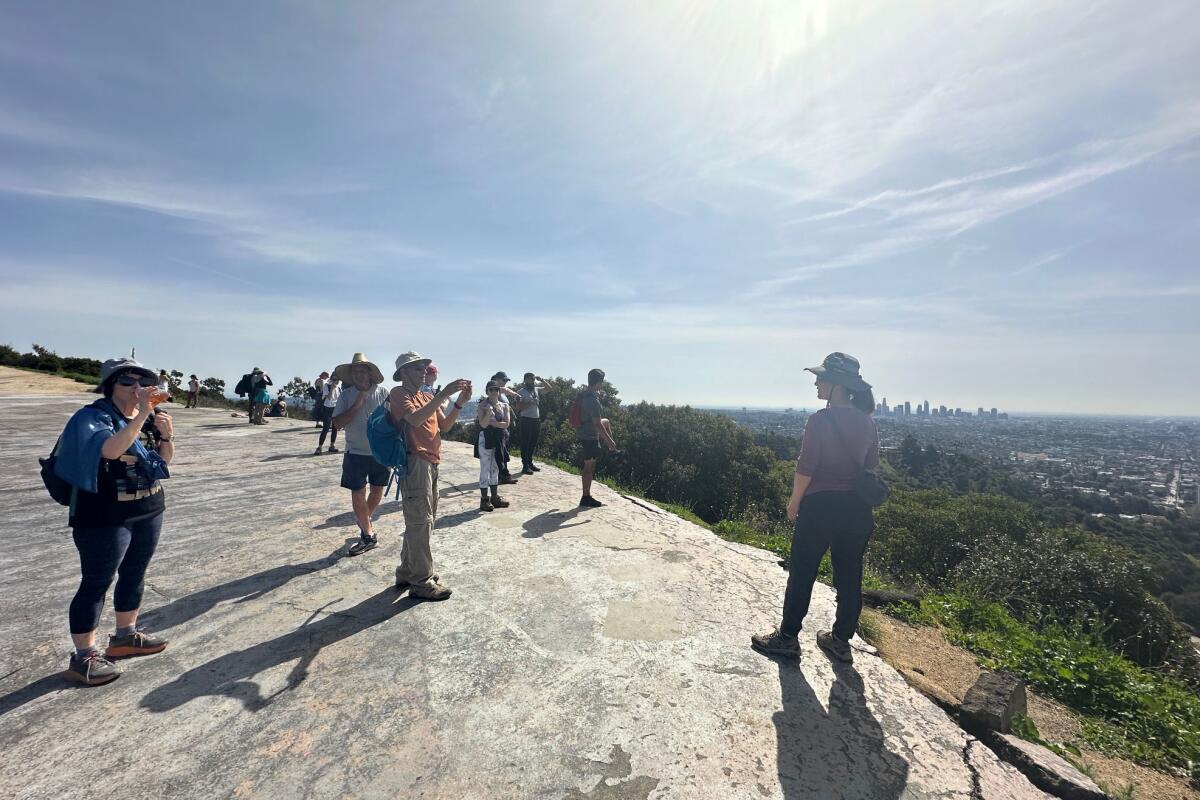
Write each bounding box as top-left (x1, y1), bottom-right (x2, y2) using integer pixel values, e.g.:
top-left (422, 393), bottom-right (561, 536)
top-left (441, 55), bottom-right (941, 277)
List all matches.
top-left (367, 401), bottom-right (409, 500)
top-left (39, 436), bottom-right (76, 506)
top-left (826, 412), bottom-right (889, 508)
top-left (568, 395), bottom-right (584, 429)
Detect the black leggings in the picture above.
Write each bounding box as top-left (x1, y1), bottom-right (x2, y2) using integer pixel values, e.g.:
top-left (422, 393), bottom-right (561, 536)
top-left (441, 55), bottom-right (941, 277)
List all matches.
top-left (69, 513), bottom-right (163, 634)
top-left (780, 491), bottom-right (873, 641)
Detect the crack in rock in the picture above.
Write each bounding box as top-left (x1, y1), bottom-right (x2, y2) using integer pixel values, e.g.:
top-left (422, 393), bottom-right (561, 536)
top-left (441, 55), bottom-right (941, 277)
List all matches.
top-left (961, 738), bottom-right (984, 800)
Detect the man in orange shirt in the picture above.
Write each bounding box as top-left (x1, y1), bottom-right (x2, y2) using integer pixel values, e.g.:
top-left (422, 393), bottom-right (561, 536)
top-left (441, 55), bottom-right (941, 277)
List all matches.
top-left (389, 351), bottom-right (472, 600)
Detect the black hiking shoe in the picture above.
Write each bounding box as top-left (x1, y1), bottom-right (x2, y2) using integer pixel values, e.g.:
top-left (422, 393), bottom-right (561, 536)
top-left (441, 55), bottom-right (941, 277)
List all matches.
top-left (751, 629), bottom-right (800, 660)
top-left (521, 467), bottom-right (534, 475)
top-left (579, 495), bottom-right (603, 508)
top-left (65, 651), bottom-right (120, 686)
top-left (347, 533), bottom-right (377, 556)
top-left (105, 630), bottom-right (168, 659)
top-left (490, 496), bottom-right (510, 508)
top-left (479, 498), bottom-right (494, 512)
top-left (529, 464), bottom-right (541, 472)
top-left (817, 630), bottom-right (854, 663)
top-left (499, 475), bottom-right (519, 485)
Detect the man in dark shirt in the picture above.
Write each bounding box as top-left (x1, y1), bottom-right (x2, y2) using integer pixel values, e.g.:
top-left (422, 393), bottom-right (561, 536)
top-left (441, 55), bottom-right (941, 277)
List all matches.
top-left (577, 368), bottom-right (619, 508)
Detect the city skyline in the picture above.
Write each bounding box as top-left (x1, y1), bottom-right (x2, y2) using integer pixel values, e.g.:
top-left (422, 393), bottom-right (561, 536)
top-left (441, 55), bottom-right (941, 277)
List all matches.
top-left (1, 2), bottom-right (1198, 415)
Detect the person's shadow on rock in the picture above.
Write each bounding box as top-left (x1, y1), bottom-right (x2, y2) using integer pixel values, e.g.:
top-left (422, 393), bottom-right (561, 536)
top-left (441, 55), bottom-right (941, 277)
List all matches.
top-left (312, 502), bottom-right (402, 530)
top-left (138, 547), bottom-right (347, 632)
top-left (522, 507), bottom-right (589, 539)
top-left (140, 588), bottom-right (420, 713)
top-left (774, 661), bottom-right (909, 799)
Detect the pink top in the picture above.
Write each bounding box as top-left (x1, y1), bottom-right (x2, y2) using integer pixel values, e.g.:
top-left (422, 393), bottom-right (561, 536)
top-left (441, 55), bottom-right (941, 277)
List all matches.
top-left (795, 407), bottom-right (880, 495)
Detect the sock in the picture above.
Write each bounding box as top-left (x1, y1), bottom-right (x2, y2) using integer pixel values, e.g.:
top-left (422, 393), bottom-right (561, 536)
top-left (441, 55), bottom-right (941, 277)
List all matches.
top-left (360, 527), bottom-right (373, 541)
top-left (490, 485), bottom-right (500, 499)
top-left (480, 488), bottom-right (489, 501)
top-left (115, 625), bottom-right (136, 638)
top-left (75, 645), bottom-right (99, 658)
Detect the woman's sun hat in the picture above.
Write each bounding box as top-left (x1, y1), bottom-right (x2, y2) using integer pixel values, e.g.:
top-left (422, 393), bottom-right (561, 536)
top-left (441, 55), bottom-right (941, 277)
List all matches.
top-left (393, 351), bottom-right (432, 381)
top-left (95, 357), bottom-right (157, 393)
top-left (333, 353), bottom-right (385, 385)
top-left (805, 352), bottom-right (872, 391)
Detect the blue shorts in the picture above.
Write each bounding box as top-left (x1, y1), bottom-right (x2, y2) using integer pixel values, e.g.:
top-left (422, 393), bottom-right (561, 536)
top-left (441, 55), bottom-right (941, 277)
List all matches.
top-left (340, 453), bottom-right (390, 491)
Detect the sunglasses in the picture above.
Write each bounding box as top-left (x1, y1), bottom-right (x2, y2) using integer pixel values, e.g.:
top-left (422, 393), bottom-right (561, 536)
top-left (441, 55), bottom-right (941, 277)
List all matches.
top-left (115, 375), bottom-right (157, 388)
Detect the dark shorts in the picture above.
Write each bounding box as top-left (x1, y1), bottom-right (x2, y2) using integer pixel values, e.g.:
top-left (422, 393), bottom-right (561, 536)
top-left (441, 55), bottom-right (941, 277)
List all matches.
top-left (340, 452), bottom-right (390, 491)
top-left (579, 439), bottom-right (603, 463)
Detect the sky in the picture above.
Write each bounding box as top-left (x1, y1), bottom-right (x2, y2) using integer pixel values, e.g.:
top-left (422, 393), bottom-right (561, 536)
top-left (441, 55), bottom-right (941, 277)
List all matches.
top-left (1, 1), bottom-right (1198, 415)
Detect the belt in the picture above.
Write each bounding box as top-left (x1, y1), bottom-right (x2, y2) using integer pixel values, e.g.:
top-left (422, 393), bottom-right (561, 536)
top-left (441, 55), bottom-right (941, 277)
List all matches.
top-left (116, 484), bottom-right (163, 502)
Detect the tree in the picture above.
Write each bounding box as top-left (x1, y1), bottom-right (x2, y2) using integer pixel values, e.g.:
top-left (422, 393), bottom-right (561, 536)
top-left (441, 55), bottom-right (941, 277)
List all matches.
top-left (899, 435), bottom-right (924, 474)
top-left (281, 376), bottom-right (311, 399)
top-left (200, 377), bottom-right (226, 399)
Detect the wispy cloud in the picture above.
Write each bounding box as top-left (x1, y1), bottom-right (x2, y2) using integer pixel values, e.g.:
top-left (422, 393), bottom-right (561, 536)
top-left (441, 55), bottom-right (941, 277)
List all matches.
top-left (0, 170), bottom-right (429, 268)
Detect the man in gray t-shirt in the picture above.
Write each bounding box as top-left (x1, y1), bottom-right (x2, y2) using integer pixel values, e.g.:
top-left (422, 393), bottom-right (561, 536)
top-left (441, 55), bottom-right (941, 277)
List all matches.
top-left (330, 353), bottom-right (391, 556)
top-left (577, 368), bottom-right (619, 508)
top-left (515, 373), bottom-right (549, 474)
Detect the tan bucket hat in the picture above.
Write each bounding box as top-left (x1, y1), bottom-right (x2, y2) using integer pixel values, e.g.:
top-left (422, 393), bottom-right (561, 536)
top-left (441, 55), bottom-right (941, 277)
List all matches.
top-left (393, 351), bottom-right (431, 381)
top-left (333, 353), bottom-right (385, 385)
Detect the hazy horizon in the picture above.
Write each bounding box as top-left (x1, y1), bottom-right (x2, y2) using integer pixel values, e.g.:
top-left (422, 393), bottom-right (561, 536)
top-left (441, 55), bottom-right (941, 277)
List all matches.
top-left (1, 2), bottom-right (1198, 416)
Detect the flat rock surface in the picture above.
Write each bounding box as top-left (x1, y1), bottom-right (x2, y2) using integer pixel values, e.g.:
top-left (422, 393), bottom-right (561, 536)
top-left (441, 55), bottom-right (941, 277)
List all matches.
top-left (0, 397), bottom-right (1050, 799)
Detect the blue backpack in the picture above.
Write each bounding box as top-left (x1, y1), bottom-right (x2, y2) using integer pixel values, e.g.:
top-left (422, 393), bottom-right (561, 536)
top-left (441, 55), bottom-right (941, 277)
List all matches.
top-left (366, 402), bottom-right (408, 499)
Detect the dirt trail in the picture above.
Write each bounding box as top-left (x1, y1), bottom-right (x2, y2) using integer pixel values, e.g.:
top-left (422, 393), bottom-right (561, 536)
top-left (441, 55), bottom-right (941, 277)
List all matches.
top-left (0, 366), bottom-right (93, 396)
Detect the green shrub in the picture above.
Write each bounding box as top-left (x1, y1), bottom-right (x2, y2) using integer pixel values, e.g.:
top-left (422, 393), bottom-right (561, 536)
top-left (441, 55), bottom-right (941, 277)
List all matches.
top-left (915, 592), bottom-right (1200, 777)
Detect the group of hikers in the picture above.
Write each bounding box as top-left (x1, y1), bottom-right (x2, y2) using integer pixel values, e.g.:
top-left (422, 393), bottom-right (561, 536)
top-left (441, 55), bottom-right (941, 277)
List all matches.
top-left (45, 350), bottom-right (881, 690)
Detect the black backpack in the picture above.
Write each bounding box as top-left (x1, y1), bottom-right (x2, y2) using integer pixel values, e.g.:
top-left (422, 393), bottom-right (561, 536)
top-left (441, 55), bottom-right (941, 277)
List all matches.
top-left (39, 435), bottom-right (77, 506)
top-left (234, 374), bottom-right (252, 397)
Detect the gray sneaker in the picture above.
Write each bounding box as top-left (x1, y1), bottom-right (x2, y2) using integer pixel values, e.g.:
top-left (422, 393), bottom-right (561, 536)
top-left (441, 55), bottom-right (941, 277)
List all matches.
top-left (751, 628), bottom-right (800, 659)
top-left (65, 651), bottom-right (121, 686)
top-left (105, 630), bottom-right (168, 659)
top-left (817, 630), bottom-right (854, 663)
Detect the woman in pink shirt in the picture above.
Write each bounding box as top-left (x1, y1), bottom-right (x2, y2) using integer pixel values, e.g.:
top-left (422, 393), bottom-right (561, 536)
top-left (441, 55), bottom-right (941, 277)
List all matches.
top-left (752, 352), bottom-right (879, 664)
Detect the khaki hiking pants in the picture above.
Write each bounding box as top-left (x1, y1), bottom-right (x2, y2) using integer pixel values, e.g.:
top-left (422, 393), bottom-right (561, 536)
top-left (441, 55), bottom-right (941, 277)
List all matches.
top-left (396, 456), bottom-right (439, 587)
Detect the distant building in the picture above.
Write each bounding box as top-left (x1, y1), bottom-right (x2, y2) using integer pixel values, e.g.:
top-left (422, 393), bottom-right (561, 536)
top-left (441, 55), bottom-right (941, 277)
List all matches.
top-left (991, 408), bottom-right (998, 418)
top-left (904, 401), bottom-right (911, 416)
top-left (923, 400), bottom-right (930, 415)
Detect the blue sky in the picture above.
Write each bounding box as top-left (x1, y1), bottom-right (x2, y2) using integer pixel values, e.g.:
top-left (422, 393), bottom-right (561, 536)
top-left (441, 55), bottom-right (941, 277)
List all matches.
top-left (1, 1), bottom-right (1197, 414)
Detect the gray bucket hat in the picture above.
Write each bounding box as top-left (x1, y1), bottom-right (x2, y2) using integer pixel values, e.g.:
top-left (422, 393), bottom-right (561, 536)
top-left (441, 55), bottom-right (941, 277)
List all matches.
top-left (805, 352), bottom-right (871, 392)
top-left (95, 358), bottom-right (157, 393)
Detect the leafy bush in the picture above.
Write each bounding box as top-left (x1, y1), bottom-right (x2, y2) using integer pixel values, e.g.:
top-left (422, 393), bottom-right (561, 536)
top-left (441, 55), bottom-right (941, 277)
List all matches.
top-left (870, 490), bottom-right (1200, 685)
top-left (916, 592), bottom-right (1200, 777)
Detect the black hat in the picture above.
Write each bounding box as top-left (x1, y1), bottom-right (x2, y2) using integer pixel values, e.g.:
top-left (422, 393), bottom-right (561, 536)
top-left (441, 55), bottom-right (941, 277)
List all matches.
top-left (491, 371), bottom-right (509, 382)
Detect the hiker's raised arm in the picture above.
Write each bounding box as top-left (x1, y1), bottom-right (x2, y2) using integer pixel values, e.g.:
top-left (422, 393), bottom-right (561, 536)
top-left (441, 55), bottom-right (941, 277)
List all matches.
top-left (437, 379), bottom-right (471, 431)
